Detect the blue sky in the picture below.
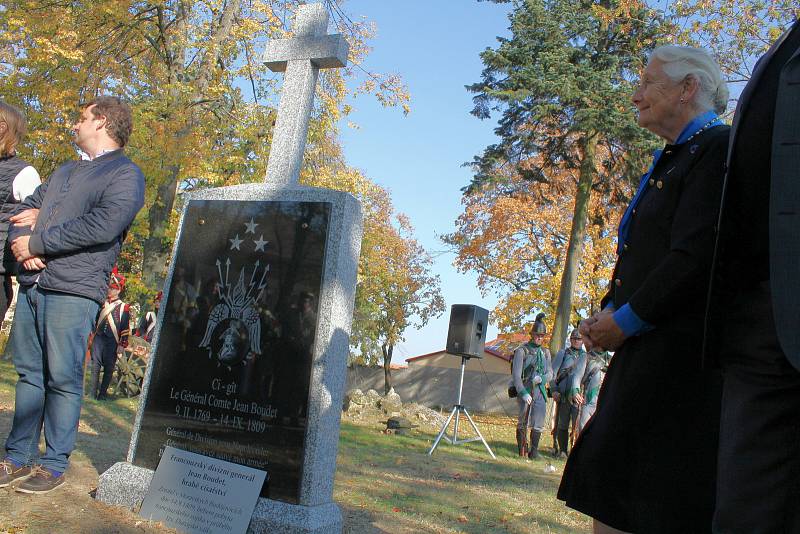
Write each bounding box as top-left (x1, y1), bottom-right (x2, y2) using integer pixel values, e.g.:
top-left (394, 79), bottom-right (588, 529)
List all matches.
top-left (336, 1), bottom-right (514, 362)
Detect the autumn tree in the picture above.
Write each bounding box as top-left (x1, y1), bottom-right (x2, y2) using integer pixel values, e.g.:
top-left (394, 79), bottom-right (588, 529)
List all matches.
top-left (445, 143), bottom-right (626, 331)
top-left (371, 229), bottom-right (445, 394)
top-left (665, 1), bottom-right (799, 83)
top-left (296, 143), bottom-right (444, 391)
top-left (461, 0), bottom-right (661, 351)
top-left (0, 0), bottom-right (409, 301)
top-left (351, 210), bottom-right (445, 394)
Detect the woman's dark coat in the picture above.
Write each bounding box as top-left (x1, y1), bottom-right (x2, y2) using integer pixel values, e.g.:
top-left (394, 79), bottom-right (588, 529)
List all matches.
top-left (558, 125), bottom-right (729, 533)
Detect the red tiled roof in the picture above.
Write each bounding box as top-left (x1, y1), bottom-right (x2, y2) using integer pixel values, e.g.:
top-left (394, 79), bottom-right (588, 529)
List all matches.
top-left (496, 332), bottom-right (529, 343)
top-left (483, 335), bottom-right (526, 359)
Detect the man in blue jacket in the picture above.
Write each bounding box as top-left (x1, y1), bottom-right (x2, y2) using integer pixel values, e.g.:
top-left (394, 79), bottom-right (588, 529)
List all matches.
top-left (0, 96), bottom-right (145, 494)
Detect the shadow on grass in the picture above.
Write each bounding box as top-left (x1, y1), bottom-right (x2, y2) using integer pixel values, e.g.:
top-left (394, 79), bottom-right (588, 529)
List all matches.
top-left (77, 391), bottom-right (140, 474)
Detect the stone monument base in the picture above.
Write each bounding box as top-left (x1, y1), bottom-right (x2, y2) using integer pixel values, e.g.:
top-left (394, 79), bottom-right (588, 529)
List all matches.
top-left (96, 462), bottom-right (153, 509)
top-left (96, 461), bottom-right (342, 533)
top-left (249, 498), bottom-right (342, 534)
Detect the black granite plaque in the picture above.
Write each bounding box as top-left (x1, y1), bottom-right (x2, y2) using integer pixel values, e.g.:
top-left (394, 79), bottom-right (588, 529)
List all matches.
top-left (133, 199), bottom-right (330, 504)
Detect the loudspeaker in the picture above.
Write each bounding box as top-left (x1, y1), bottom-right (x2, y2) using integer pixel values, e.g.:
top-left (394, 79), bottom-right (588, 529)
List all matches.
top-left (446, 304), bottom-right (489, 358)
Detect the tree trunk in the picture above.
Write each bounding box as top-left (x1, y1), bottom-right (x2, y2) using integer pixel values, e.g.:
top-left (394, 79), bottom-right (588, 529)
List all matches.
top-left (142, 164), bottom-right (181, 290)
top-left (140, 0), bottom-right (241, 292)
top-left (550, 135), bottom-right (597, 355)
top-left (382, 342), bottom-right (394, 394)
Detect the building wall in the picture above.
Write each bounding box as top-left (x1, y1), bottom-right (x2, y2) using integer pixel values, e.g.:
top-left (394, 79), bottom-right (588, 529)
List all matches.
top-left (406, 351), bottom-right (510, 374)
top-left (346, 362), bottom-right (519, 416)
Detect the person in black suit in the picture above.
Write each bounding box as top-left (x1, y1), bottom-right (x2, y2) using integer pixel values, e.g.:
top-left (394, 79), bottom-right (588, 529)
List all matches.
top-left (705, 18), bottom-right (800, 534)
top-left (558, 46), bottom-right (730, 533)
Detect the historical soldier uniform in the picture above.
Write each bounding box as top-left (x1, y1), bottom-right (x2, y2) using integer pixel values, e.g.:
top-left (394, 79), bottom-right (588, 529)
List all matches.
top-left (550, 329), bottom-right (585, 457)
top-left (89, 268), bottom-right (130, 400)
top-left (135, 290), bottom-right (161, 343)
top-left (575, 350), bottom-right (608, 434)
top-left (512, 313), bottom-right (553, 459)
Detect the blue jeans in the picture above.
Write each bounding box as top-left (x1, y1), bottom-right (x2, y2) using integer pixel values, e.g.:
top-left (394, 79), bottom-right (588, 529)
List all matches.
top-left (4, 285), bottom-right (99, 473)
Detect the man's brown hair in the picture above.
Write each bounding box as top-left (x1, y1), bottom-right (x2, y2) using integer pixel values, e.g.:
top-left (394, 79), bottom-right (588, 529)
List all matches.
top-left (0, 101), bottom-right (27, 157)
top-left (84, 96), bottom-right (133, 148)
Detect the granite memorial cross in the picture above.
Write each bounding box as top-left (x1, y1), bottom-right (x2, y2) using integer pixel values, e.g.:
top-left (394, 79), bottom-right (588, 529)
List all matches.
top-left (96, 4), bottom-right (362, 534)
top-left (262, 2), bottom-right (349, 186)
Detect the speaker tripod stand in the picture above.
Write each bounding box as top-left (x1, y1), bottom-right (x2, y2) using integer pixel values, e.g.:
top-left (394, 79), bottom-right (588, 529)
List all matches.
top-left (428, 354), bottom-right (496, 459)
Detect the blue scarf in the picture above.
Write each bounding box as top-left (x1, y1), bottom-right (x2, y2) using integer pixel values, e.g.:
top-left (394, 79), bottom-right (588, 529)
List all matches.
top-left (617, 111), bottom-right (723, 253)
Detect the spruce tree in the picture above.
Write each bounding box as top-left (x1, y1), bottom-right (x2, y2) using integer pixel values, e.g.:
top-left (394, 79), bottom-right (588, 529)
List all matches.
top-left (466, 0), bottom-right (663, 351)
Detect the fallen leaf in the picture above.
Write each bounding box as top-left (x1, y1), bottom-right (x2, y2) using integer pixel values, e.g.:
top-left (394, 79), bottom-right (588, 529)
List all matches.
top-left (457, 515), bottom-right (468, 523)
top-left (392, 507), bottom-right (401, 513)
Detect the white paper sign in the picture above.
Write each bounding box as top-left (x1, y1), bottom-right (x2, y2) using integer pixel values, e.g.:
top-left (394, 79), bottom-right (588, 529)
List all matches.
top-left (139, 446), bottom-right (267, 534)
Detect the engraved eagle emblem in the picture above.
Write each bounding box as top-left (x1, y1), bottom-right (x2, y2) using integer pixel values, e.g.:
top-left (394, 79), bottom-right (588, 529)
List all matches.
top-left (199, 258), bottom-right (269, 365)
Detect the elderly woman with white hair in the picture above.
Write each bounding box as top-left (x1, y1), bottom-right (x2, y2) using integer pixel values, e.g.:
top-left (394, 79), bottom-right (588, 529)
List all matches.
top-left (557, 46), bottom-right (730, 533)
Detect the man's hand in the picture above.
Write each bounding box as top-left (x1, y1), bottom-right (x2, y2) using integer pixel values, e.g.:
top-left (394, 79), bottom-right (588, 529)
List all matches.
top-left (21, 257), bottom-right (45, 271)
top-left (588, 311), bottom-right (626, 350)
top-left (581, 309), bottom-right (616, 350)
top-left (10, 208), bottom-right (39, 230)
top-left (11, 235), bottom-right (33, 262)
top-left (552, 391), bottom-right (561, 402)
top-left (571, 392), bottom-right (585, 406)
top-left (522, 393), bottom-right (533, 405)
top-left (579, 315), bottom-right (599, 350)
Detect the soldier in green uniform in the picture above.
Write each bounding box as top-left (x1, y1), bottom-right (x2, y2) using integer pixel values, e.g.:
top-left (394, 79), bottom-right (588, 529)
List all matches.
top-left (575, 349), bottom-right (609, 435)
top-left (550, 328), bottom-right (585, 457)
top-left (511, 313), bottom-right (553, 459)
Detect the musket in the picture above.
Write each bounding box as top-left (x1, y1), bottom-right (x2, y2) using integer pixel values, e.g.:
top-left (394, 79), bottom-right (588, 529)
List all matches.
top-left (547, 393), bottom-right (558, 451)
top-left (572, 362), bottom-right (600, 446)
top-left (554, 364), bottom-right (574, 386)
top-left (570, 397), bottom-right (582, 449)
top-left (522, 401), bottom-right (533, 457)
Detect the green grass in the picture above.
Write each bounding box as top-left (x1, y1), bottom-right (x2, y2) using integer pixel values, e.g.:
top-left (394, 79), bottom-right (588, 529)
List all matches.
top-left (0, 358), bottom-right (589, 533)
top-left (0, 331), bottom-right (9, 358)
top-left (0, 354), bottom-right (140, 421)
top-left (0, 357), bottom-right (142, 475)
top-left (335, 419), bottom-right (590, 533)
top-left (0, 352), bottom-right (15, 397)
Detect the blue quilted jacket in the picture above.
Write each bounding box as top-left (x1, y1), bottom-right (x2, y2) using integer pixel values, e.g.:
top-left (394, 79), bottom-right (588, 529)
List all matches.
top-left (11, 149), bottom-right (145, 303)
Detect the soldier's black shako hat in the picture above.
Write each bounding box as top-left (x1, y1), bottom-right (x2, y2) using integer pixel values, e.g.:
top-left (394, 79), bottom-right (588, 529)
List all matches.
top-left (531, 313), bottom-right (547, 335)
